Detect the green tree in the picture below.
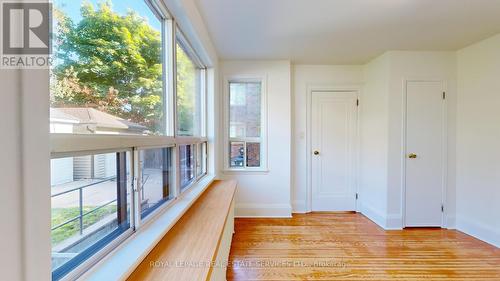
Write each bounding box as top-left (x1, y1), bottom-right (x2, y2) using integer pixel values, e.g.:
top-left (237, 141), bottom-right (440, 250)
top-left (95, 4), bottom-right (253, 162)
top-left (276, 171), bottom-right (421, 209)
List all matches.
top-left (52, 1), bottom-right (163, 133)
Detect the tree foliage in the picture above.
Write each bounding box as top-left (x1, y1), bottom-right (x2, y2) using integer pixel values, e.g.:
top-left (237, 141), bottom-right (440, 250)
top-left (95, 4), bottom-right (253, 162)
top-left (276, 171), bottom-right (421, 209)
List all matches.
top-left (52, 1), bottom-right (164, 133)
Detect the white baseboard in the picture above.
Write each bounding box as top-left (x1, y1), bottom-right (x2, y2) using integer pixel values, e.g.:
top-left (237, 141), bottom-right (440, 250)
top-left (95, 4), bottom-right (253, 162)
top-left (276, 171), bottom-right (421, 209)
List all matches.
top-left (291, 200), bottom-right (307, 213)
top-left (359, 201), bottom-right (403, 230)
top-left (235, 203), bottom-right (292, 218)
top-left (456, 216), bottom-right (500, 248)
top-left (359, 201), bottom-right (387, 229)
top-left (386, 214), bottom-right (403, 230)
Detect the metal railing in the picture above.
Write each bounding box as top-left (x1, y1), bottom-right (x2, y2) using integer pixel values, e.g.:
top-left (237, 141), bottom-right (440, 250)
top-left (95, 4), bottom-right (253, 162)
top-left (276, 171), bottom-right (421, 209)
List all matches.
top-left (51, 176), bottom-right (117, 235)
top-left (141, 173), bottom-right (150, 201)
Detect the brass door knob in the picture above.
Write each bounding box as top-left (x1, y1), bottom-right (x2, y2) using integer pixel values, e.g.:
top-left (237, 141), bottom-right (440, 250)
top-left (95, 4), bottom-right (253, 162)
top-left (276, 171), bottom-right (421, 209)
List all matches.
top-left (313, 150), bottom-right (320, 156)
top-left (408, 153), bottom-right (417, 159)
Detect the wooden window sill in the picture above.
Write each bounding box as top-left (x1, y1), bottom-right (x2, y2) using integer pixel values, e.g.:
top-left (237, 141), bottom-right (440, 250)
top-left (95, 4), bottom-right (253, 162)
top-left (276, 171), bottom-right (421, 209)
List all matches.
top-left (126, 179), bottom-right (237, 280)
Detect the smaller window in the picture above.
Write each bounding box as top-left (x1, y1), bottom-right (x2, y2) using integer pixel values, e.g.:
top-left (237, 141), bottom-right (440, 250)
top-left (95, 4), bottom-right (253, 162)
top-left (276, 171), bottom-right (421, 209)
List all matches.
top-left (227, 80), bottom-right (265, 170)
top-left (179, 144), bottom-right (196, 189)
top-left (138, 147), bottom-right (173, 219)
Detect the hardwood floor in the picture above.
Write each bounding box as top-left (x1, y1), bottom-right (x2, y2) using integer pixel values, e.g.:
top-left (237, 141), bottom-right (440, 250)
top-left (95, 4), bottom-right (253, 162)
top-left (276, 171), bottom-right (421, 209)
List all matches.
top-left (227, 213), bottom-right (500, 280)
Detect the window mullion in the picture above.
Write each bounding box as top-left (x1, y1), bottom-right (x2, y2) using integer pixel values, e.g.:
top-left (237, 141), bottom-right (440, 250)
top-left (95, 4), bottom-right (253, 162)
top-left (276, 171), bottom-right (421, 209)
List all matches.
top-left (174, 145), bottom-right (181, 197)
top-left (167, 19), bottom-right (176, 137)
top-left (133, 149), bottom-right (143, 228)
top-left (161, 19), bottom-right (168, 135)
top-left (201, 69), bottom-right (208, 137)
top-left (194, 144), bottom-right (198, 180)
top-left (243, 141), bottom-right (247, 167)
top-left (116, 152), bottom-right (128, 225)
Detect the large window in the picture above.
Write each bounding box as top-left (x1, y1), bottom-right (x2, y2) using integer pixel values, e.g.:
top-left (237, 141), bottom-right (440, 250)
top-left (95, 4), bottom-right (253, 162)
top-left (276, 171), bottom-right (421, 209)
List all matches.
top-left (49, 0), bottom-right (209, 279)
top-left (226, 80), bottom-right (266, 170)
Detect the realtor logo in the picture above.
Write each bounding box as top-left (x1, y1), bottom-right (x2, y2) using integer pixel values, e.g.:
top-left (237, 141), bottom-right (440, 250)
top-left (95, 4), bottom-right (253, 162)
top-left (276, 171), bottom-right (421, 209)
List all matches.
top-left (1, 1), bottom-right (52, 68)
top-left (2, 2), bottom-right (51, 54)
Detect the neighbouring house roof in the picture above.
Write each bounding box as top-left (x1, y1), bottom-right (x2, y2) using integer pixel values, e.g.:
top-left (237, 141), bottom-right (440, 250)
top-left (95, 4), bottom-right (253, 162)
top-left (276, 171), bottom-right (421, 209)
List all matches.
top-left (50, 107), bottom-right (148, 133)
top-left (50, 108), bottom-right (80, 124)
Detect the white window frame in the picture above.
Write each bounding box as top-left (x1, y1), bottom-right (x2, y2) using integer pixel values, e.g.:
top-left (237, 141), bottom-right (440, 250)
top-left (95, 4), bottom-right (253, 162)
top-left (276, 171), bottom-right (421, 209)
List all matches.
top-left (48, 0), bottom-right (210, 279)
top-left (223, 76), bottom-right (268, 172)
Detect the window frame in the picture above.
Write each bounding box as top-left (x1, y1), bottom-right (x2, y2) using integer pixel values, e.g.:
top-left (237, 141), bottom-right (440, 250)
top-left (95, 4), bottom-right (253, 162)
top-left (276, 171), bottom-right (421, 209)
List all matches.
top-left (223, 76), bottom-right (268, 172)
top-left (48, 0), bottom-right (210, 279)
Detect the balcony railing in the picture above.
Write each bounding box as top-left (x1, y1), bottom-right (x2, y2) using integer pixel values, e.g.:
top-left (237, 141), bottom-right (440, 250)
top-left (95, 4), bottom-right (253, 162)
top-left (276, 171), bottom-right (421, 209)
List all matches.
top-left (51, 176), bottom-right (117, 236)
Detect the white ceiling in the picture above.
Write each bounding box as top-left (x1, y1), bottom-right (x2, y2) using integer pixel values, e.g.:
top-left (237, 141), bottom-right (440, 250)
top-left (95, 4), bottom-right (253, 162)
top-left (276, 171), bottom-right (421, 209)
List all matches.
top-left (194, 0), bottom-right (500, 64)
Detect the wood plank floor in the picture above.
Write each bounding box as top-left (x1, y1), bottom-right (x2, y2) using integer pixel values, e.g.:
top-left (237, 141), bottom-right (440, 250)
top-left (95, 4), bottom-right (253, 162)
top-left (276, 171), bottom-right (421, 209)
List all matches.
top-left (227, 213), bottom-right (500, 280)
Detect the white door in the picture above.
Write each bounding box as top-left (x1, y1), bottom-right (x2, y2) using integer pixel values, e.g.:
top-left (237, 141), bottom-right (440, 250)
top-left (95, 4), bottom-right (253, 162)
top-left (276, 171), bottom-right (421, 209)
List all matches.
top-left (405, 81), bottom-right (444, 227)
top-left (311, 91), bottom-right (357, 211)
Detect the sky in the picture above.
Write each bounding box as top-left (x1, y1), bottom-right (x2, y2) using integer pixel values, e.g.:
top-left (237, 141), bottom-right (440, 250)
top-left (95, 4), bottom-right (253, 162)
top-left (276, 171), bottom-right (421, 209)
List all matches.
top-left (55, 0), bottom-right (161, 31)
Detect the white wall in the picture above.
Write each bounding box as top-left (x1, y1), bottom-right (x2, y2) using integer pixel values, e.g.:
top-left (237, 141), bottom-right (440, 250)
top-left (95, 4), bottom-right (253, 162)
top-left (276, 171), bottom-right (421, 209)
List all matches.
top-left (0, 70), bottom-right (24, 281)
top-left (292, 65), bottom-right (363, 212)
top-left (456, 34), bottom-right (500, 247)
top-left (358, 54), bottom-right (390, 226)
top-left (21, 69), bottom-right (52, 281)
top-left (0, 70), bottom-right (53, 281)
top-left (164, 0), bottom-right (218, 67)
top-left (0, 23), bottom-right (52, 281)
top-left (220, 60), bottom-right (292, 217)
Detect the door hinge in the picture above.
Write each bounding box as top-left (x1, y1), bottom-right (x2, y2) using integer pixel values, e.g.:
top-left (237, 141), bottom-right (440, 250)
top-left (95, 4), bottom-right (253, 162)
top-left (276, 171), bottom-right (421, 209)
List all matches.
top-left (356, 99), bottom-right (359, 106)
top-left (442, 92), bottom-right (446, 100)
top-left (441, 204), bottom-right (444, 212)
top-left (355, 193), bottom-right (359, 200)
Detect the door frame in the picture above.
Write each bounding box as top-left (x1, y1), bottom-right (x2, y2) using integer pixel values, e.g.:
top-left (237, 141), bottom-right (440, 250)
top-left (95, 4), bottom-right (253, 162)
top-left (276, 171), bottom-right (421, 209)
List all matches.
top-left (401, 79), bottom-right (448, 228)
top-left (305, 85), bottom-right (361, 213)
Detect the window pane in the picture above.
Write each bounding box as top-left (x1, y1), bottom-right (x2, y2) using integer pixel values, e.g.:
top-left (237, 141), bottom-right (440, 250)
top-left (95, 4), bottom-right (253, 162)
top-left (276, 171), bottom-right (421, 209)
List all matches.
top-left (229, 142), bottom-right (245, 168)
top-left (246, 142), bottom-right (261, 167)
top-left (50, 0), bottom-right (165, 135)
top-left (176, 40), bottom-right (201, 136)
top-left (180, 144), bottom-right (196, 189)
top-left (51, 152), bottom-right (130, 280)
top-left (139, 148), bottom-right (173, 218)
top-left (229, 82), bottom-right (261, 138)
